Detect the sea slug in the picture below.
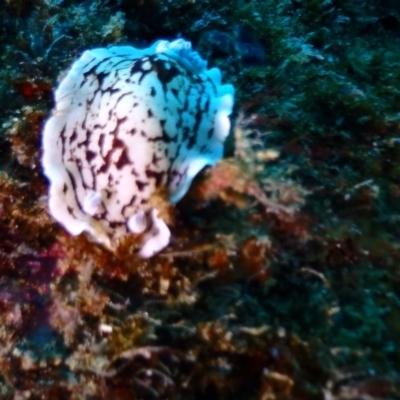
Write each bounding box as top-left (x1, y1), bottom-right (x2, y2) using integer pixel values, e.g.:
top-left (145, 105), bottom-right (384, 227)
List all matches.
top-left (42, 39), bottom-right (234, 257)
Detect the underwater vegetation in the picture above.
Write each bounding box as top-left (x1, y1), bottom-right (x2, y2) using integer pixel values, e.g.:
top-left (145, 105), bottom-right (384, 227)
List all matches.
top-left (0, 0), bottom-right (400, 399)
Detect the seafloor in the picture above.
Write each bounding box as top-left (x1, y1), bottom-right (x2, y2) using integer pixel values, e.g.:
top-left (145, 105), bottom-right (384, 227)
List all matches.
top-left (0, 0), bottom-right (399, 399)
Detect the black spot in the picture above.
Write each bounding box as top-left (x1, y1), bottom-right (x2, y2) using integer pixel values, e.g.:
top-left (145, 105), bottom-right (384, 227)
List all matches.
top-left (66, 170), bottom-right (84, 214)
top-left (204, 97), bottom-right (210, 112)
top-left (96, 71), bottom-right (110, 88)
top-left (109, 117), bottom-right (128, 137)
top-left (131, 167), bottom-right (139, 177)
top-left (67, 169), bottom-right (77, 191)
top-left (182, 126), bottom-right (190, 141)
top-left (93, 211), bottom-right (107, 221)
top-left (99, 133), bottom-right (105, 152)
top-left (136, 180), bottom-right (149, 191)
top-left (103, 87), bottom-right (120, 96)
top-left (151, 152), bottom-right (162, 166)
top-left (70, 129), bottom-right (77, 143)
top-left (175, 143), bottom-right (182, 157)
top-left (147, 109), bottom-right (153, 118)
top-left (93, 123), bottom-right (106, 130)
top-left (147, 125), bottom-right (177, 144)
top-left (97, 164), bottom-right (108, 174)
top-left (188, 109), bottom-right (203, 149)
top-left (115, 91), bottom-right (134, 105)
top-left (97, 146), bottom-right (114, 173)
top-left (77, 139), bottom-right (89, 149)
top-left (182, 94), bottom-right (189, 113)
top-left (82, 58), bottom-right (112, 79)
top-left (130, 58), bottom-right (154, 84)
top-left (153, 57), bottom-right (182, 90)
top-left (86, 150), bottom-right (97, 162)
top-left (145, 169), bottom-right (165, 187)
top-left (121, 195), bottom-right (137, 217)
top-left (150, 87), bottom-right (157, 97)
top-left (171, 88), bottom-right (179, 99)
top-left (128, 194), bottom-right (137, 206)
top-left (115, 147), bottom-right (131, 169)
top-left (113, 136), bottom-right (125, 149)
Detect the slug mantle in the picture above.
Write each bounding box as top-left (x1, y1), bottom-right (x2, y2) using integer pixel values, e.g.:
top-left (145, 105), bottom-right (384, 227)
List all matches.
top-left (41, 39), bottom-right (235, 257)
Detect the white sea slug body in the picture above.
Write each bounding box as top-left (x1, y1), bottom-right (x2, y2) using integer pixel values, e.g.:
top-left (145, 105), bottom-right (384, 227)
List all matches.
top-left (42, 39), bottom-right (234, 257)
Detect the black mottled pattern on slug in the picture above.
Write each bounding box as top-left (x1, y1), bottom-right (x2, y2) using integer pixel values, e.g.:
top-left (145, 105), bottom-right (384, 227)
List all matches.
top-left (51, 49), bottom-right (224, 241)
